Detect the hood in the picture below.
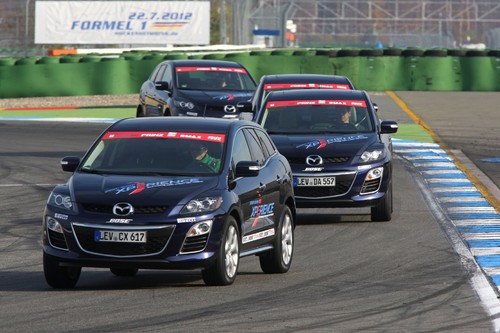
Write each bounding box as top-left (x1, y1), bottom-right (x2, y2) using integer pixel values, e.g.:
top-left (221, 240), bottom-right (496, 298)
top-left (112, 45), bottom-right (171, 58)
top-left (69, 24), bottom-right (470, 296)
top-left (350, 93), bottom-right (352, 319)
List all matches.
top-left (271, 133), bottom-right (377, 158)
top-left (69, 173), bottom-right (219, 207)
top-left (177, 90), bottom-right (253, 106)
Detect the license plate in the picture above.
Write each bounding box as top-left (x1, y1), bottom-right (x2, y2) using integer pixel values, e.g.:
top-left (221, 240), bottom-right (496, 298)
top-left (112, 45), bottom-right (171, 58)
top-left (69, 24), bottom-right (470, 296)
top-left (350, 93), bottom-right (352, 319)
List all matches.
top-left (94, 230), bottom-right (147, 243)
top-left (294, 177), bottom-right (336, 187)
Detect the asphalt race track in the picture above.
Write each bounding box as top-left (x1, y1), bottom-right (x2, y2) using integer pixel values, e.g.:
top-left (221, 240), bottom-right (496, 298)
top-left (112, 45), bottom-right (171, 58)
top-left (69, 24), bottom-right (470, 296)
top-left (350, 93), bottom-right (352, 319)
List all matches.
top-left (0, 91), bottom-right (499, 332)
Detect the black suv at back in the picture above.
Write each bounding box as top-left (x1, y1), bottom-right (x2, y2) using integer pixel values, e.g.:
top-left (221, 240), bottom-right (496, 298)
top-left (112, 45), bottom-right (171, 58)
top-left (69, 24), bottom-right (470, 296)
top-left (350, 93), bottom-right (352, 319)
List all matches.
top-left (138, 59), bottom-right (257, 118)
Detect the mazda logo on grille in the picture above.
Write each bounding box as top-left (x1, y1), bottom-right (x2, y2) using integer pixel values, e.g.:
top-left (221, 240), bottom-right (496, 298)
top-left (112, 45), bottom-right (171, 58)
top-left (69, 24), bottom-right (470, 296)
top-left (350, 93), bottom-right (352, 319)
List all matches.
top-left (113, 202), bottom-right (134, 216)
top-left (224, 105), bottom-right (237, 113)
top-left (306, 155), bottom-right (323, 166)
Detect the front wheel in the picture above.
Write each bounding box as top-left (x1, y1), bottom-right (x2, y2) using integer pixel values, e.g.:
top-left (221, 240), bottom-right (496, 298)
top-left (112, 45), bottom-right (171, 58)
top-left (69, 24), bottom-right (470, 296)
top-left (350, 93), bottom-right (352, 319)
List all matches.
top-left (259, 206), bottom-right (294, 273)
top-left (202, 217), bottom-right (240, 286)
top-left (371, 182), bottom-right (393, 222)
top-left (43, 252), bottom-right (81, 288)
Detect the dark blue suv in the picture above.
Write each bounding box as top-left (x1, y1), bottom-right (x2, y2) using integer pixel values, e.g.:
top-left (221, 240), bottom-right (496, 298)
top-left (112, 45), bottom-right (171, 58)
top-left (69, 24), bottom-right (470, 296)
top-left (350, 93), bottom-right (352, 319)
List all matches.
top-left (42, 117), bottom-right (295, 287)
top-left (137, 59), bottom-right (257, 118)
top-left (254, 89), bottom-right (398, 221)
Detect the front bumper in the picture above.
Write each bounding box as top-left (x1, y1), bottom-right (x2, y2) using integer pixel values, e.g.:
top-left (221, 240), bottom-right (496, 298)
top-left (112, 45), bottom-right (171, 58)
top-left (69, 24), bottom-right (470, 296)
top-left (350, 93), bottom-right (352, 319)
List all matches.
top-left (292, 161), bottom-right (392, 208)
top-left (42, 209), bottom-right (226, 270)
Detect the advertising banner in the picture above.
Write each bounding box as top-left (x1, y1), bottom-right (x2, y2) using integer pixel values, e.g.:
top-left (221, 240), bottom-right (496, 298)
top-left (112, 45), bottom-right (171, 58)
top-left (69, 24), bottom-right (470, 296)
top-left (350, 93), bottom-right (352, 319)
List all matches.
top-left (35, 1), bottom-right (210, 45)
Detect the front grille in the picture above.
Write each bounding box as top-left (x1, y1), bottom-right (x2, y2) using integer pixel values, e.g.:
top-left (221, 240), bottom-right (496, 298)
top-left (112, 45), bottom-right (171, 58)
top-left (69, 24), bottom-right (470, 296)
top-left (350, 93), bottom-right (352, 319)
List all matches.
top-left (288, 156), bottom-right (350, 165)
top-left (81, 204), bottom-right (169, 215)
top-left (180, 234), bottom-right (209, 254)
top-left (48, 229), bottom-right (68, 250)
top-left (295, 173), bottom-right (356, 198)
top-left (361, 178), bottom-right (382, 194)
top-left (72, 224), bottom-right (175, 257)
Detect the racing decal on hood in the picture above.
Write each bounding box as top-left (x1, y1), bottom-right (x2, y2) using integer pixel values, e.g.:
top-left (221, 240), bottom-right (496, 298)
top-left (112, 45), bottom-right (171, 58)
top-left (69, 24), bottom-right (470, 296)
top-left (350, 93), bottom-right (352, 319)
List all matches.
top-left (296, 135), bottom-right (368, 150)
top-left (214, 93), bottom-right (235, 101)
top-left (213, 92), bottom-right (253, 101)
top-left (105, 178), bottom-right (203, 195)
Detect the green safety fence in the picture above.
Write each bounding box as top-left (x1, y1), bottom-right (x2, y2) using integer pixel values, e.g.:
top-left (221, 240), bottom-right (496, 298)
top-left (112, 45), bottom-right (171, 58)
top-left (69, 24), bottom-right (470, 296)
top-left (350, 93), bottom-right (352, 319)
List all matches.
top-left (0, 48), bottom-right (499, 98)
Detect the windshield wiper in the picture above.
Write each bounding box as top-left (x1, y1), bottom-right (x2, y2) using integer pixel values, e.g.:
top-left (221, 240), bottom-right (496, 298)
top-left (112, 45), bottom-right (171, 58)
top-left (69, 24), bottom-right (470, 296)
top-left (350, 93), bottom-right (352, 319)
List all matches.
top-left (267, 131), bottom-right (311, 135)
top-left (80, 168), bottom-right (108, 174)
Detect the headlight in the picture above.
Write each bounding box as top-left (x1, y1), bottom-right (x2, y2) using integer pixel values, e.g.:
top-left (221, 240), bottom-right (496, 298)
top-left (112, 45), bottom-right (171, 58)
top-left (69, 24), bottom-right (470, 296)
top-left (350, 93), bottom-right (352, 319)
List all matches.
top-left (365, 167), bottom-right (383, 181)
top-left (173, 100), bottom-right (195, 110)
top-left (187, 220), bottom-right (213, 237)
top-left (47, 191), bottom-right (77, 213)
top-left (360, 149), bottom-right (385, 163)
top-left (46, 216), bottom-right (63, 233)
top-left (180, 196), bottom-right (222, 214)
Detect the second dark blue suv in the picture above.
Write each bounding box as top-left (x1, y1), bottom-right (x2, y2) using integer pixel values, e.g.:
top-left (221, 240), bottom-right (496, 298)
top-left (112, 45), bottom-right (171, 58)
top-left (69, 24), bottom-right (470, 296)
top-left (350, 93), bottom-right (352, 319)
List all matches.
top-left (254, 89), bottom-right (398, 221)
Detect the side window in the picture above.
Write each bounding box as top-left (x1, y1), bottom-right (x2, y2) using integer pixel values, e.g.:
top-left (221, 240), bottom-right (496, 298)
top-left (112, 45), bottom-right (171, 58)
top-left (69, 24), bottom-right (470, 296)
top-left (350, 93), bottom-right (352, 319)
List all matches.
top-left (243, 129), bottom-right (266, 165)
top-left (161, 64), bottom-right (171, 82)
top-left (149, 64), bottom-right (160, 81)
top-left (255, 129), bottom-right (277, 157)
top-left (232, 130), bottom-right (252, 167)
top-left (152, 64), bottom-right (166, 82)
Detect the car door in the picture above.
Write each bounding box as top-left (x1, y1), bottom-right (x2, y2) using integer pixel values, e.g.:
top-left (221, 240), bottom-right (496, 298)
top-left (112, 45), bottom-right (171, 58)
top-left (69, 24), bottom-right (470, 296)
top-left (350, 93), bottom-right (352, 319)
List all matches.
top-left (145, 63), bottom-right (172, 116)
top-left (229, 129), bottom-right (270, 251)
top-left (141, 64), bottom-right (163, 114)
top-left (240, 128), bottom-right (280, 250)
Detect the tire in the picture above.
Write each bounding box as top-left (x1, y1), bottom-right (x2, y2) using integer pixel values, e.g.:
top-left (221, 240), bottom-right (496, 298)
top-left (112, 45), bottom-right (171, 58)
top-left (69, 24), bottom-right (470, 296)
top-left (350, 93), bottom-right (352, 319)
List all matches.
top-left (202, 217), bottom-right (240, 286)
top-left (447, 49), bottom-right (467, 57)
top-left (110, 268), bottom-right (138, 277)
top-left (337, 49), bottom-right (360, 57)
top-left (423, 49), bottom-right (447, 57)
top-left (43, 252), bottom-right (81, 288)
top-left (383, 48), bottom-right (403, 56)
top-left (259, 206), bottom-right (294, 274)
top-left (359, 49), bottom-right (383, 57)
top-left (465, 50), bottom-right (487, 57)
top-left (371, 182), bottom-right (393, 222)
top-left (401, 48), bottom-right (424, 57)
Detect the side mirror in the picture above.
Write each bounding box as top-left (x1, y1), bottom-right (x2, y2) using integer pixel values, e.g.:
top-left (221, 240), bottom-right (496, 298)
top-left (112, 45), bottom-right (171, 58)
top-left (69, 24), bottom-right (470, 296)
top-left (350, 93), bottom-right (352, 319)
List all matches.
top-left (380, 120), bottom-right (398, 134)
top-left (235, 161), bottom-right (260, 178)
top-left (61, 156), bottom-right (81, 172)
top-left (373, 103), bottom-right (379, 112)
top-left (155, 81), bottom-right (170, 91)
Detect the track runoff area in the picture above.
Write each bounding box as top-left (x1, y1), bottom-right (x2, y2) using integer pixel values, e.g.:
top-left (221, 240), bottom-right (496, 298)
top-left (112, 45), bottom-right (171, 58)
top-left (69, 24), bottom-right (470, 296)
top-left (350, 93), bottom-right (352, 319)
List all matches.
top-left (2, 91), bottom-right (500, 330)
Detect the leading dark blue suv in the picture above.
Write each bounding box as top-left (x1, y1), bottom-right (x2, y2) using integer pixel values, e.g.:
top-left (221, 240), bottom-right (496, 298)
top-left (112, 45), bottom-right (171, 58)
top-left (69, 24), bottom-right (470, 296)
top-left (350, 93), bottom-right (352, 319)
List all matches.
top-left (42, 117), bottom-right (295, 287)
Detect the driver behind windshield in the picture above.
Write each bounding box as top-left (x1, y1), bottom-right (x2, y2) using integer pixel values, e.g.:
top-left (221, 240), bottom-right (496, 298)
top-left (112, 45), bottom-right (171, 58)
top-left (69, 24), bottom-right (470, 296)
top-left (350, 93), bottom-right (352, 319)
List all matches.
top-left (189, 141), bottom-right (221, 172)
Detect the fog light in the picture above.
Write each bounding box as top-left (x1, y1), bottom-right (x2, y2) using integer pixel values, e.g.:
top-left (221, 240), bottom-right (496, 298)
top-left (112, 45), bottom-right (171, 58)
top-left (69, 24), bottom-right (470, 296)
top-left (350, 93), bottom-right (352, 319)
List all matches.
top-left (47, 217), bottom-right (63, 233)
top-left (365, 167), bottom-right (383, 181)
top-left (187, 220), bottom-right (213, 237)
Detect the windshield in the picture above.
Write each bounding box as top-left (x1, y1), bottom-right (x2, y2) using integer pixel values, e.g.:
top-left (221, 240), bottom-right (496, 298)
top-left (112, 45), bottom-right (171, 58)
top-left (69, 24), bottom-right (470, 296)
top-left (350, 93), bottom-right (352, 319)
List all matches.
top-left (260, 99), bottom-right (374, 134)
top-left (176, 66), bottom-right (255, 91)
top-left (80, 131), bottom-right (226, 176)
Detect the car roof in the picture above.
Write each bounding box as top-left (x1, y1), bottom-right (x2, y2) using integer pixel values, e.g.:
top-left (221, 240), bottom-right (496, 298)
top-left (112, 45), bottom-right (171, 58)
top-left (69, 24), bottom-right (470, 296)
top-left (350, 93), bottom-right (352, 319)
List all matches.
top-left (161, 59), bottom-right (246, 68)
top-left (265, 89), bottom-right (369, 101)
top-left (108, 117), bottom-right (258, 133)
top-left (259, 74), bottom-right (354, 86)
